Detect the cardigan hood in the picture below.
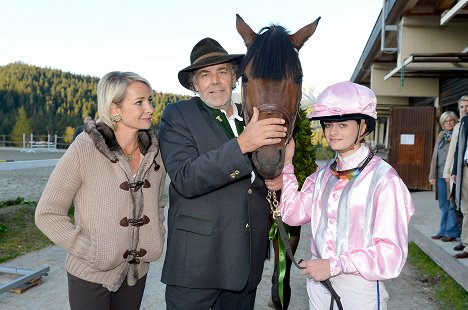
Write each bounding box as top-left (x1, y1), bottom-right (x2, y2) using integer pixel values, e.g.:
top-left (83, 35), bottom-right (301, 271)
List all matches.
top-left (84, 120), bottom-right (159, 163)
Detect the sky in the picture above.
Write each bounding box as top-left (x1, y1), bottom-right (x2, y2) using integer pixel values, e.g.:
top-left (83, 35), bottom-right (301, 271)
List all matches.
top-left (0, 0), bottom-right (382, 96)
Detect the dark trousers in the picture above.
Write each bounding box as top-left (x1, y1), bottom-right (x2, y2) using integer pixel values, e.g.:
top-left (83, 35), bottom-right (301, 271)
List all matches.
top-left (67, 273), bottom-right (147, 310)
top-left (456, 209), bottom-right (464, 231)
top-left (165, 284), bottom-right (257, 310)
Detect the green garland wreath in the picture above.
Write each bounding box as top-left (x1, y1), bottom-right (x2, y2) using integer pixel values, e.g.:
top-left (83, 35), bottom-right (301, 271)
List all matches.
top-left (270, 107), bottom-right (317, 307)
top-left (293, 108), bottom-right (317, 187)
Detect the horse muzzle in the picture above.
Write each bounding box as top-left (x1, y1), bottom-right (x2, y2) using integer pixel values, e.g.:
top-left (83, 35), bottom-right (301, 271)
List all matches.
top-left (252, 144), bottom-right (285, 179)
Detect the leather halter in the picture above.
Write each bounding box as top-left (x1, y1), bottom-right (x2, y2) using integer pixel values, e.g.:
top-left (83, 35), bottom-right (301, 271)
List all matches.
top-left (243, 101), bottom-right (301, 146)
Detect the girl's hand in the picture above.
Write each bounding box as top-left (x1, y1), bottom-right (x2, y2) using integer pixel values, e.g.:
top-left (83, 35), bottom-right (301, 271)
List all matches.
top-left (284, 139), bottom-right (295, 165)
top-left (264, 174), bottom-right (283, 191)
top-left (299, 259), bottom-right (331, 282)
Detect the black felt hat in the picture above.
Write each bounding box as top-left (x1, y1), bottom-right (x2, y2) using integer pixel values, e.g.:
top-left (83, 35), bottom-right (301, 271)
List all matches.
top-left (178, 38), bottom-right (244, 90)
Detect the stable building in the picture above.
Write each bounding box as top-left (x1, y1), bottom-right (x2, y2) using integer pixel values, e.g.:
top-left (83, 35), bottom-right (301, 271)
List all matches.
top-left (351, 0), bottom-right (468, 190)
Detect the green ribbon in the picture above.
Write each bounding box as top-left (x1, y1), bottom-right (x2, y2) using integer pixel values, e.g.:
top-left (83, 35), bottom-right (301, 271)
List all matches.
top-left (269, 221), bottom-right (290, 307)
top-left (198, 98), bottom-right (244, 138)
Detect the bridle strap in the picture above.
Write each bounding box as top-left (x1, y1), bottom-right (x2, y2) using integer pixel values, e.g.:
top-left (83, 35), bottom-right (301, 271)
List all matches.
top-left (243, 101), bottom-right (301, 146)
top-left (256, 103), bottom-right (295, 127)
top-left (267, 190), bottom-right (343, 310)
top-left (267, 190), bottom-right (304, 270)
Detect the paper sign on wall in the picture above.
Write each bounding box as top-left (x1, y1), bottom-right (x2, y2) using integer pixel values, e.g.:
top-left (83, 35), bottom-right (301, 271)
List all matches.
top-left (400, 134), bottom-right (415, 145)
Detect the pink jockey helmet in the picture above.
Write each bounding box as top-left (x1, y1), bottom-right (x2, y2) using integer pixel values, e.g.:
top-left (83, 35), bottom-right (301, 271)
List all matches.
top-left (307, 81), bottom-right (377, 121)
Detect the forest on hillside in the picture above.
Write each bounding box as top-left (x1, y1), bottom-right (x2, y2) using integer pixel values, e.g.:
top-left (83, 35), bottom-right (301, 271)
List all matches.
top-left (0, 62), bottom-right (190, 142)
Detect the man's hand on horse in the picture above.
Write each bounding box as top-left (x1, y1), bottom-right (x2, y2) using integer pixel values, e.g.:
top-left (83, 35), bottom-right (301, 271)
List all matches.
top-left (237, 107), bottom-right (287, 154)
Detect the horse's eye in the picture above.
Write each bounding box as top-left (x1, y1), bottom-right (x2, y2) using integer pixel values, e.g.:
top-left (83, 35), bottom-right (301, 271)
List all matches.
top-left (295, 75), bottom-right (303, 84)
top-left (241, 74), bottom-right (249, 83)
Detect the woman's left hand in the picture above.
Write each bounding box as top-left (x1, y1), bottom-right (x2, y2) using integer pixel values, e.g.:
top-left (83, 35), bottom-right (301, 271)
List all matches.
top-left (299, 259), bottom-right (331, 281)
top-left (284, 139), bottom-right (295, 165)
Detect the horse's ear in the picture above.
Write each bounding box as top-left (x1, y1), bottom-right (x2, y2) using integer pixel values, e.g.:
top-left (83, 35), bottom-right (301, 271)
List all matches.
top-left (290, 17), bottom-right (321, 51)
top-left (236, 14), bottom-right (256, 48)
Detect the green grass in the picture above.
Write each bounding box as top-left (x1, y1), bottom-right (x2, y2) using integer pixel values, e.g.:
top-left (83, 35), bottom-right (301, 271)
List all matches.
top-left (0, 197), bottom-right (53, 263)
top-left (408, 242), bottom-right (468, 310)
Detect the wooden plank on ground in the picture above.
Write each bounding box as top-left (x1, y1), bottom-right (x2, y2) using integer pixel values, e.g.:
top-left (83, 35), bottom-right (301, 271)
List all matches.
top-left (8, 277), bottom-right (42, 294)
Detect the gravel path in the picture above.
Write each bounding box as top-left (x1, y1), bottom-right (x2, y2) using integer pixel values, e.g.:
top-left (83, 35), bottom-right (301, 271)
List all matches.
top-left (0, 147), bottom-right (440, 309)
top-left (0, 148), bottom-right (64, 201)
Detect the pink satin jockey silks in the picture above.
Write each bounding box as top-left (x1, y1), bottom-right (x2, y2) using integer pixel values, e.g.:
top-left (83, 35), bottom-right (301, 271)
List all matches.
top-left (278, 144), bottom-right (415, 309)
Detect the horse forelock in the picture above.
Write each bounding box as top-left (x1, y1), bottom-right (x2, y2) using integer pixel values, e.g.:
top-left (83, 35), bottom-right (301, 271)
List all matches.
top-left (241, 25), bottom-right (302, 81)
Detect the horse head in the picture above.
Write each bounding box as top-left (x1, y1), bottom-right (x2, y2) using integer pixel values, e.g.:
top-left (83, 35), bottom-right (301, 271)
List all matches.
top-left (236, 14), bottom-right (320, 179)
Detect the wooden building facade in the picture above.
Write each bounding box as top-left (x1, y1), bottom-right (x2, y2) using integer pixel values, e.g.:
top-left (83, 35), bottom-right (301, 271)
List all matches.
top-left (351, 0), bottom-right (468, 190)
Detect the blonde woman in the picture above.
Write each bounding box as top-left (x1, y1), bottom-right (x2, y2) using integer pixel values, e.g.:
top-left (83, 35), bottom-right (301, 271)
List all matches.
top-left (35, 71), bottom-right (166, 309)
top-left (429, 111), bottom-right (459, 242)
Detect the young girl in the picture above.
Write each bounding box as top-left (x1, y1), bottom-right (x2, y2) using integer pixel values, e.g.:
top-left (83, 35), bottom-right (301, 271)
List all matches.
top-left (277, 81), bottom-right (415, 309)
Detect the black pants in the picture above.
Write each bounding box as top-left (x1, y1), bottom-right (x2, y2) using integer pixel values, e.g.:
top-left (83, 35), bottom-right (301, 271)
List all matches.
top-left (456, 209), bottom-right (464, 231)
top-left (67, 273), bottom-right (147, 310)
top-left (165, 284), bottom-right (257, 310)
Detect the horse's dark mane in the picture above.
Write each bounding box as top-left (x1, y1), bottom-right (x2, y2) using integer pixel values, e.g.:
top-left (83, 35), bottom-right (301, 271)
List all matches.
top-left (241, 25), bottom-right (302, 81)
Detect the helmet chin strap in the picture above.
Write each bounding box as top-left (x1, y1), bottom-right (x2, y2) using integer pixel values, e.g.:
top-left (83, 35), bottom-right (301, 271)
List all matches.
top-left (339, 119), bottom-right (368, 154)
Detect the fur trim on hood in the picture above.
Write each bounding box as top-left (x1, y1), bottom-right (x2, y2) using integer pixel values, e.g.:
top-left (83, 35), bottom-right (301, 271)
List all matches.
top-left (84, 120), bottom-right (159, 163)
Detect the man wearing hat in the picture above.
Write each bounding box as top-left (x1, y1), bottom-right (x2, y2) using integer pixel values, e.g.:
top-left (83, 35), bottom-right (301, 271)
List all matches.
top-left (158, 38), bottom-right (287, 309)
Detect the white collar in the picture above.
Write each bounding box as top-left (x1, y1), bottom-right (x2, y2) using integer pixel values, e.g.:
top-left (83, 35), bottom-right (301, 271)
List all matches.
top-left (337, 144), bottom-right (369, 170)
top-left (220, 101), bottom-right (243, 122)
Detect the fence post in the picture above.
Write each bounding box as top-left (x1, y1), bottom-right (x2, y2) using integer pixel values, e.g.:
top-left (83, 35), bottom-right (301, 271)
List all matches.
top-left (29, 133), bottom-right (35, 153)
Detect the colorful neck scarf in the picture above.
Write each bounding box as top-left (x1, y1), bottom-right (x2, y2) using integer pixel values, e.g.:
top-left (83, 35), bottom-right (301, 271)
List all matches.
top-left (438, 130), bottom-right (452, 149)
top-left (330, 151), bottom-right (374, 180)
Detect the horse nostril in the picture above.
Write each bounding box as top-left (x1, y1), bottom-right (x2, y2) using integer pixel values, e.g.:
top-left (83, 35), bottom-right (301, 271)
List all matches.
top-left (277, 148), bottom-right (285, 166)
top-left (252, 150), bottom-right (259, 161)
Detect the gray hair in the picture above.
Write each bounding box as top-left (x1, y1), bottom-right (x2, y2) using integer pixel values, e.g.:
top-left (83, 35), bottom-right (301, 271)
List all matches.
top-left (97, 71), bottom-right (152, 130)
top-left (439, 111), bottom-right (458, 126)
top-left (187, 62), bottom-right (239, 92)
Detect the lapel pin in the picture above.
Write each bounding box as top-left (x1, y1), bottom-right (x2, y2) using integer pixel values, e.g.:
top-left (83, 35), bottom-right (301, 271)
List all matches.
top-left (216, 116), bottom-right (222, 122)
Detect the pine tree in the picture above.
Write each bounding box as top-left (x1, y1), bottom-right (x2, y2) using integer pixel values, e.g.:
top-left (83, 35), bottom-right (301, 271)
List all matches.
top-left (11, 107), bottom-right (32, 146)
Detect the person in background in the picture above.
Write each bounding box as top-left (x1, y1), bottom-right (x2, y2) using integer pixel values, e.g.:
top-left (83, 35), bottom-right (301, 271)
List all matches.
top-left (72, 115), bottom-right (92, 141)
top-left (450, 95), bottom-right (468, 259)
top-left (35, 71), bottom-right (166, 309)
top-left (158, 37), bottom-right (286, 309)
top-left (429, 111), bottom-right (459, 242)
top-left (271, 81), bottom-right (415, 309)
top-left (443, 96), bottom-right (468, 252)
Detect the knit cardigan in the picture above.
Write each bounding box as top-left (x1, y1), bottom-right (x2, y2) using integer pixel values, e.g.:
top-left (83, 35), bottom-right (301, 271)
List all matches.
top-left (35, 121), bottom-right (166, 291)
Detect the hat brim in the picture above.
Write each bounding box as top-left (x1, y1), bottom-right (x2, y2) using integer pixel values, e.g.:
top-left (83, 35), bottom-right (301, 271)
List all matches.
top-left (178, 54), bottom-right (244, 90)
top-left (308, 113), bottom-right (370, 121)
top-left (313, 114), bottom-right (376, 134)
